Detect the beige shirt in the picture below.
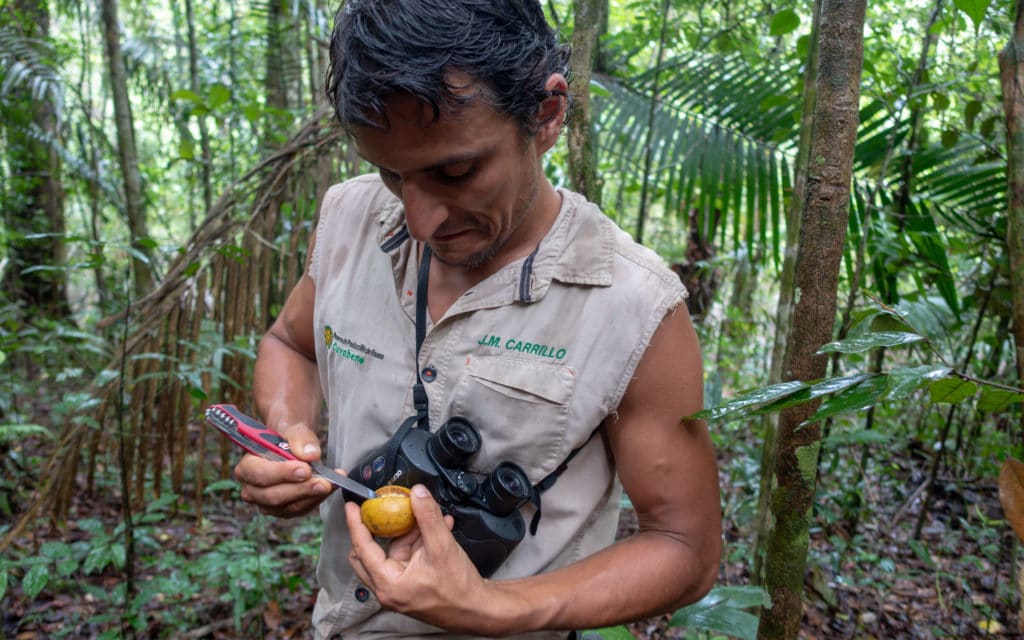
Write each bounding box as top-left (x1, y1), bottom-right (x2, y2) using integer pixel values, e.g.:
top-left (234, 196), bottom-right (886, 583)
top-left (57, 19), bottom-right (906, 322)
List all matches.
top-left (309, 174), bottom-right (687, 639)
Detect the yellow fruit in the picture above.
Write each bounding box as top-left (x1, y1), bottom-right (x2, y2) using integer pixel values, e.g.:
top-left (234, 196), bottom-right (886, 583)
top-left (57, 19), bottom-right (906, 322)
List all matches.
top-left (360, 485), bottom-right (415, 537)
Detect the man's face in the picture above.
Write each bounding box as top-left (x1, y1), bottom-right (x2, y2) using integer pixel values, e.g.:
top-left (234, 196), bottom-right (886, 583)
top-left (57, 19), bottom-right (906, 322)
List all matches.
top-left (353, 82), bottom-right (554, 270)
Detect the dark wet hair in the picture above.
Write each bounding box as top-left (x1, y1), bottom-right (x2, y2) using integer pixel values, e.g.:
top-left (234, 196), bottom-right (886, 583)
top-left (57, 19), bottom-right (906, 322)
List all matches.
top-left (326, 0), bottom-right (570, 134)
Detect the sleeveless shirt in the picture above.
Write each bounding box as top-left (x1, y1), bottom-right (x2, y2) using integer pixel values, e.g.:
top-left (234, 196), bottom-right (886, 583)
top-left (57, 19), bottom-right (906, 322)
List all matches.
top-left (308, 174), bottom-right (687, 639)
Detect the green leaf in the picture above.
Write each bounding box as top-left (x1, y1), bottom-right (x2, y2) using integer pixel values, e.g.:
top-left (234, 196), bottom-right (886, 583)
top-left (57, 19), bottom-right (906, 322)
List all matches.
top-left (178, 138), bottom-right (194, 160)
top-left (589, 78), bottom-right (611, 97)
top-left (586, 626), bottom-right (636, 639)
top-left (0, 423), bottom-right (53, 442)
top-left (0, 564), bottom-right (7, 600)
top-left (57, 557), bottom-right (79, 577)
top-left (953, 0), bottom-right (991, 29)
top-left (816, 331), bottom-right (925, 354)
top-left (701, 584), bottom-right (771, 608)
top-left (929, 377), bottom-right (978, 404)
top-left (964, 100), bottom-right (982, 131)
top-left (691, 380), bottom-right (809, 421)
top-left (208, 84), bottom-right (231, 110)
top-left (941, 128), bottom-right (960, 148)
top-left (805, 375), bottom-right (889, 424)
top-left (981, 114), bottom-right (998, 138)
top-left (204, 479), bottom-right (239, 494)
top-left (825, 428), bottom-right (890, 448)
top-left (22, 564), bottom-right (50, 599)
top-left (760, 95), bottom-right (790, 111)
top-left (747, 374), bottom-right (876, 419)
top-left (908, 538), bottom-right (935, 569)
top-left (40, 541), bottom-right (72, 559)
top-left (170, 88), bottom-right (203, 105)
top-left (243, 103), bottom-right (262, 123)
top-left (669, 586), bottom-right (765, 640)
top-left (769, 9), bottom-right (800, 36)
top-left (806, 373), bottom-right (876, 396)
top-left (885, 365), bottom-right (952, 400)
top-left (978, 387), bottom-right (1024, 412)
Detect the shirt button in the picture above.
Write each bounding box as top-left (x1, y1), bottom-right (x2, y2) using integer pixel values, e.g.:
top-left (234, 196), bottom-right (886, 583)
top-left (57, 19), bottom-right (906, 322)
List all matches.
top-left (354, 586), bottom-right (370, 602)
top-left (421, 366), bottom-right (437, 382)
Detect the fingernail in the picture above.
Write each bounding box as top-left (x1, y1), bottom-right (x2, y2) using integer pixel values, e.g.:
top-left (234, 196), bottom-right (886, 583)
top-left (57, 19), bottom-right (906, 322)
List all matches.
top-left (313, 481), bottom-right (329, 494)
top-left (303, 444), bottom-right (320, 457)
top-left (294, 467), bottom-right (310, 480)
top-left (412, 484), bottom-right (429, 498)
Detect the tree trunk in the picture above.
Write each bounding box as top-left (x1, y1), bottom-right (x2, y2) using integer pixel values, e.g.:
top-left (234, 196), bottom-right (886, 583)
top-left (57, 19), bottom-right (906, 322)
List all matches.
top-left (752, 0), bottom-right (821, 585)
top-left (1, 0), bottom-right (71, 319)
top-left (635, 0), bottom-right (671, 245)
top-left (100, 0), bottom-right (154, 297)
top-left (1000, 0), bottom-right (1024, 433)
top-left (757, 0), bottom-right (867, 637)
top-left (567, 0), bottom-right (601, 203)
top-left (184, 0), bottom-right (214, 220)
top-left (1000, 26), bottom-right (1024, 632)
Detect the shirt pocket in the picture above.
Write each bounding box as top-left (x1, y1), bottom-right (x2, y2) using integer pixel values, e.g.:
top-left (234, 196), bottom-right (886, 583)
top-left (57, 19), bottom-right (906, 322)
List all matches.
top-left (447, 353), bottom-right (576, 480)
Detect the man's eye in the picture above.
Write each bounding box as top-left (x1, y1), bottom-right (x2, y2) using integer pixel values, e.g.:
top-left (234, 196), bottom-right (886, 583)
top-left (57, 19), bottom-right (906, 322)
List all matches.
top-left (439, 163), bottom-right (473, 182)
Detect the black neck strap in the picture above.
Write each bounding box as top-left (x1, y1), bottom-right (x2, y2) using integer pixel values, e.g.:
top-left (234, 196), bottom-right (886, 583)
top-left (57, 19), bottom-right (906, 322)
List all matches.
top-left (412, 245), bottom-right (432, 428)
top-left (409, 241), bottom-right (586, 537)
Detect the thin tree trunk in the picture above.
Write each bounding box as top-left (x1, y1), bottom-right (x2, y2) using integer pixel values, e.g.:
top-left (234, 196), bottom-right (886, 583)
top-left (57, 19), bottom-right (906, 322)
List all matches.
top-left (996, 26), bottom-right (1024, 626)
top-left (184, 0), bottom-right (214, 219)
top-left (101, 0), bottom-right (154, 297)
top-left (567, 0), bottom-right (601, 203)
top-left (635, 0), bottom-right (671, 245)
top-left (1, 0), bottom-right (71, 319)
top-left (757, 0), bottom-right (867, 637)
top-left (1000, 0), bottom-right (1024, 440)
top-left (752, 0), bottom-right (821, 585)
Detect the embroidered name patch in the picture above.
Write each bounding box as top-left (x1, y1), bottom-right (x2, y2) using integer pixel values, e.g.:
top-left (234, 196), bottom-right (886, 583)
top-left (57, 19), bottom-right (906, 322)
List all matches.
top-left (476, 334), bottom-right (567, 360)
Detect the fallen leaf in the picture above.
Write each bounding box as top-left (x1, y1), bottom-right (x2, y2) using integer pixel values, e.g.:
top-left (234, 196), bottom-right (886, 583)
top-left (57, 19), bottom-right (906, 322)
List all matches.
top-left (998, 458), bottom-right (1024, 542)
top-left (263, 599), bottom-right (282, 629)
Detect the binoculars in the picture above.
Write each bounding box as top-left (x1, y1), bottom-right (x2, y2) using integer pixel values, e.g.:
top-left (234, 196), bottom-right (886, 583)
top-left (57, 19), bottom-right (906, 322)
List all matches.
top-left (353, 416), bottom-right (531, 577)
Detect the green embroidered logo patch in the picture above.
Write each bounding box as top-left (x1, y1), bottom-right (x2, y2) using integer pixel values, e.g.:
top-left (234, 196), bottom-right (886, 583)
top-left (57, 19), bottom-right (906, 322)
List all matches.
top-left (323, 324), bottom-right (385, 365)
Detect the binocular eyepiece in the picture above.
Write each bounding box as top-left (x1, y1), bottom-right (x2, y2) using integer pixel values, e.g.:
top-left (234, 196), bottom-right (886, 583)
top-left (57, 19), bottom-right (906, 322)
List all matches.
top-left (427, 417), bottom-right (481, 467)
top-left (479, 461), bottom-right (531, 516)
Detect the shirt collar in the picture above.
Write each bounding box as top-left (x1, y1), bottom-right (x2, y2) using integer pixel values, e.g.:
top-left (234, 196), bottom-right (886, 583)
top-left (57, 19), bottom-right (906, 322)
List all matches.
top-left (374, 186), bottom-right (616, 305)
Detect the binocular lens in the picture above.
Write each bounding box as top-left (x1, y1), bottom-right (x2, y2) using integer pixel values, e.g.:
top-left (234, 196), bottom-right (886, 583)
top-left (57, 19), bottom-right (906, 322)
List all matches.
top-left (428, 417), bottom-right (482, 467)
top-left (479, 461), bottom-right (531, 516)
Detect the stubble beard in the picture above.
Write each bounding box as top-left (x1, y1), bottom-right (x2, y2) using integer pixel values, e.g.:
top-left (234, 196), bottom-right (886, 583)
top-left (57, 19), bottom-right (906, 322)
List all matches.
top-left (432, 171), bottom-right (540, 270)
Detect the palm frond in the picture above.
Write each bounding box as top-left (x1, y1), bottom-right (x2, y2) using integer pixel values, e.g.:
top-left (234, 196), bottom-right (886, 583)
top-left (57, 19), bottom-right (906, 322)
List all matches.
top-left (593, 52), bottom-right (801, 262)
top-left (0, 26), bottom-right (65, 117)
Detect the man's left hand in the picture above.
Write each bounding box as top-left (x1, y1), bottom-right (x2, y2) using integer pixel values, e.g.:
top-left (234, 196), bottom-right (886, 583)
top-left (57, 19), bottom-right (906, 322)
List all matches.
top-left (344, 484), bottom-right (511, 633)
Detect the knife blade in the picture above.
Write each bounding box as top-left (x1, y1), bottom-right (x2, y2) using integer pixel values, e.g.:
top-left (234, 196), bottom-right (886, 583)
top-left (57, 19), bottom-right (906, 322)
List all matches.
top-left (205, 403), bottom-right (377, 503)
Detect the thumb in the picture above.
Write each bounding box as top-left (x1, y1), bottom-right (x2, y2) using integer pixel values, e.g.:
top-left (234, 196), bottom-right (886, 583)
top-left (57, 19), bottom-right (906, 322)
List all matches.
top-left (278, 422), bottom-right (321, 462)
top-left (409, 484), bottom-right (449, 543)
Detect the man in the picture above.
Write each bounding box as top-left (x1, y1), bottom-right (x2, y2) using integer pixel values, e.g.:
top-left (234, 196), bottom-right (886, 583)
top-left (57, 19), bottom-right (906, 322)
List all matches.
top-left (234, 1), bottom-right (722, 638)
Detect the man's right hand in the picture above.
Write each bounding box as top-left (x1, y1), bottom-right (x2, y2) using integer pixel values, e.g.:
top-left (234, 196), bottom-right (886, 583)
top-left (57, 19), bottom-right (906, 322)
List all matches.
top-left (233, 422), bottom-right (334, 518)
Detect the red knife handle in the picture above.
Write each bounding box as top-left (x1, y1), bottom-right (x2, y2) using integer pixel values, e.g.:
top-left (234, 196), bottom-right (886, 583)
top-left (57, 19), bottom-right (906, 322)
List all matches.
top-left (205, 404), bottom-right (299, 463)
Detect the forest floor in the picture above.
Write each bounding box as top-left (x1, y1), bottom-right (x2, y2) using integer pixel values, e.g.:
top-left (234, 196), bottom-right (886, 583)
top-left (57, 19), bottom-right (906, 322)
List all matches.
top-left (2, 439), bottom-right (1021, 639)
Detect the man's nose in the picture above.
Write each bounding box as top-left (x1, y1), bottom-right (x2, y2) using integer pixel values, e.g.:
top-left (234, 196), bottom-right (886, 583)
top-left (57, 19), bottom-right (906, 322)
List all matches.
top-left (401, 180), bottom-right (448, 240)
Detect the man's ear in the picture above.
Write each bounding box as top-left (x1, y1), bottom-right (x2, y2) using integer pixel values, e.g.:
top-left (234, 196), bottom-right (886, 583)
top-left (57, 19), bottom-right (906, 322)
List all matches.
top-left (533, 73), bottom-right (569, 153)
